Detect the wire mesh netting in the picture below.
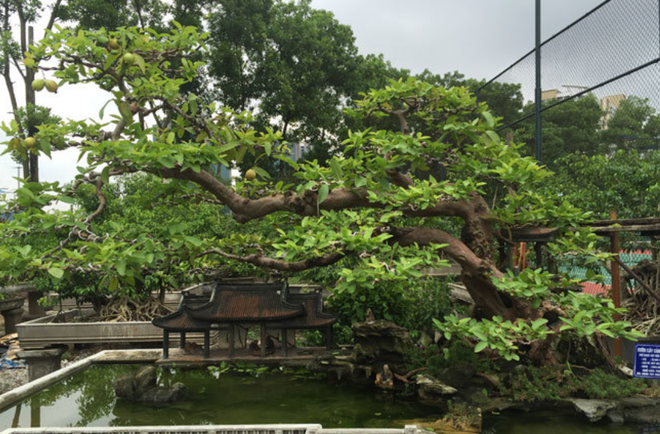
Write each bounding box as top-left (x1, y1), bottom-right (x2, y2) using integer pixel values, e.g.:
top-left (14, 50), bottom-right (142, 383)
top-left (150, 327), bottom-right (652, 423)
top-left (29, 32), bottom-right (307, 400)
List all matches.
top-left (477, 0), bottom-right (660, 133)
top-left (477, 0), bottom-right (660, 303)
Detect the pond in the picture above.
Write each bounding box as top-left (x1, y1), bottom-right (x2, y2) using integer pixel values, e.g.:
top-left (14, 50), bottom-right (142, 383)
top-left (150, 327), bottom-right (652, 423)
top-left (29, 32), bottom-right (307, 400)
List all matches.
top-left (0, 365), bottom-right (437, 428)
top-left (0, 365), bottom-right (650, 433)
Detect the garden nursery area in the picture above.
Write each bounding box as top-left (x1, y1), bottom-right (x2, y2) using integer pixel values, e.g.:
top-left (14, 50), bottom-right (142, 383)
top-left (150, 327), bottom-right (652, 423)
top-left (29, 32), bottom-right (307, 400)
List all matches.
top-left (1, 0), bottom-right (660, 434)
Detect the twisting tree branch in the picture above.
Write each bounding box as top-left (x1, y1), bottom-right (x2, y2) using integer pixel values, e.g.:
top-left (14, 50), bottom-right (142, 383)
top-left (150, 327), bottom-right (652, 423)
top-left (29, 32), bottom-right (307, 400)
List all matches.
top-left (198, 249), bottom-right (346, 272)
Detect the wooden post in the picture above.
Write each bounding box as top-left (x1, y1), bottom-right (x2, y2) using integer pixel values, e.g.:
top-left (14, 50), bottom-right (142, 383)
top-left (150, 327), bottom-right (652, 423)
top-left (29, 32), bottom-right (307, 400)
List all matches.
top-left (204, 330), bottom-right (210, 358)
top-left (610, 209), bottom-right (622, 358)
top-left (282, 328), bottom-right (288, 357)
top-left (534, 242), bottom-right (544, 270)
top-left (506, 244), bottom-right (515, 271)
top-left (325, 324), bottom-right (333, 350)
top-left (163, 331), bottom-right (169, 359)
top-left (180, 332), bottom-right (186, 349)
top-left (30, 398), bottom-right (40, 428)
top-left (260, 322), bottom-right (267, 357)
top-left (229, 324), bottom-right (235, 358)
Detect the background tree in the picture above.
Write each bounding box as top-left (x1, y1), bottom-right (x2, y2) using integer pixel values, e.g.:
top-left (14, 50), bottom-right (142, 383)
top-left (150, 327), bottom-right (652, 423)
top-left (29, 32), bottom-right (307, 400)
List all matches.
top-left (550, 150), bottom-right (660, 220)
top-left (0, 0), bottom-right (62, 182)
top-left (207, 0), bottom-right (359, 147)
top-left (513, 95), bottom-right (603, 167)
top-left (600, 95), bottom-right (660, 151)
top-left (57, 0), bottom-right (168, 31)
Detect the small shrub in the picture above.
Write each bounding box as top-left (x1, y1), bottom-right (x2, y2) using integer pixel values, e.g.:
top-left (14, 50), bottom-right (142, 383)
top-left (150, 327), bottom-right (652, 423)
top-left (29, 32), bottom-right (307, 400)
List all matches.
top-left (500, 365), bottom-right (647, 401)
top-left (407, 341), bottom-right (494, 379)
top-left (579, 368), bottom-right (645, 399)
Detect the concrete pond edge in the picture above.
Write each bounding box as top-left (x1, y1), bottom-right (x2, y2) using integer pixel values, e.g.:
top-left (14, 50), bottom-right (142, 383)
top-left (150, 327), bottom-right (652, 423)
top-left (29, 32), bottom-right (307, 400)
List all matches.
top-left (0, 350), bottom-right (106, 412)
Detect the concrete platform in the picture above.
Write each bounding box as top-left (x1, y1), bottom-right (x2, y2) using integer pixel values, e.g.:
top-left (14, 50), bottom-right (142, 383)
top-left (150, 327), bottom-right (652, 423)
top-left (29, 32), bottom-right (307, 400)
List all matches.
top-left (155, 347), bottom-right (333, 367)
top-left (93, 349), bottom-right (162, 364)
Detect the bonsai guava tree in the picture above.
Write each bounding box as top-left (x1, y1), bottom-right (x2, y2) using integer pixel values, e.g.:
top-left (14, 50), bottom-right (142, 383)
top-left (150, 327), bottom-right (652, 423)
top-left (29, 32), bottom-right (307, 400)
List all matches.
top-left (0, 24), bottom-right (641, 361)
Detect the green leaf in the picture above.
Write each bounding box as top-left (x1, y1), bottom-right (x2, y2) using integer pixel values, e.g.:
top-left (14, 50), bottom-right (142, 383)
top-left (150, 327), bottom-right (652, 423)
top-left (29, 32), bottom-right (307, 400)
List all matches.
top-left (99, 99), bottom-right (113, 119)
top-left (132, 53), bottom-right (146, 74)
top-left (48, 267), bottom-right (64, 279)
top-left (185, 236), bottom-right (203, 247)
top-left (253, 166), bottom-right (270, 179)
top-left (101, 166), bottom-right (110, 185)
top-left (117, 100), bottom-right (133, 122)
top-left (318, 184), bottom-right (329, 204)
top-left (109, 276), bottom-right (119, 291)
top-left (474, 341), bottom-right (488, 353)
top-left (329, 158), bottom-right (343, 179)
top-left (483, 111), bottom-right (495, 128)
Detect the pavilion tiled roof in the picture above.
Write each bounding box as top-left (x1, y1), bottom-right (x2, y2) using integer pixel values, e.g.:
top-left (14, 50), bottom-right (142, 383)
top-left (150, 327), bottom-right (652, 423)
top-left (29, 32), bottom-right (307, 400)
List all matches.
top-left (152, 305), bottom-right (211, 332)
top-left (186, 283), bottom-right (305, 322)
top-left (269, 293), bottom-right (337, 329)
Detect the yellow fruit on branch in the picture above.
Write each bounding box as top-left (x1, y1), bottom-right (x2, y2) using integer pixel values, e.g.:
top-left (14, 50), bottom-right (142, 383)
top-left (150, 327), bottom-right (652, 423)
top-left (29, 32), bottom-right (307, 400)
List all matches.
top-left (108, 38), bottom-right (120, 50)
top-left (45, 80), bottom-right (58, 93)
top-left (245, 169), bottom-right (257, 181)
top-left (31, 79), bottom-right (45, 91)
top-left (24, 137), bottom-right (36, 148)
top-left (123, 53), bottom-right (135, 66)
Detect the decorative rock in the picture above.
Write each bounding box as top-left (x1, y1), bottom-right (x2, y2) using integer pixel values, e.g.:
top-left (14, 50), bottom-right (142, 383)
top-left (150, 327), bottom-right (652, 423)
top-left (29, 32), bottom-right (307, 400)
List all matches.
top-left (112, 373), bottom-right (137, 399)
top-left (437, 361), bottom-right (477, 389)
top-left (351, 319), bottom-right (413, 370)
top-left (134, 365), bottom-right (157, 391)
top-left (140, 382), bottom-right (187, 403)
top-left (112, 365), bottom-right (187, 403)
top-left (416, 374), bottom-right (457, 407)
top-left (619, 397), bottom-right (660, 424)
top-left (569, 399), bottom-right (617, 422)
top-left (568, 397), bottom-right (660, 424)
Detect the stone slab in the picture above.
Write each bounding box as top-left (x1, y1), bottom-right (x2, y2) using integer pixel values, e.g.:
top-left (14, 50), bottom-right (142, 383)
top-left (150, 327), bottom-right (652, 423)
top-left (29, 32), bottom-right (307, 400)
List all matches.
top-left (155, 347), bottom-right (332, 367)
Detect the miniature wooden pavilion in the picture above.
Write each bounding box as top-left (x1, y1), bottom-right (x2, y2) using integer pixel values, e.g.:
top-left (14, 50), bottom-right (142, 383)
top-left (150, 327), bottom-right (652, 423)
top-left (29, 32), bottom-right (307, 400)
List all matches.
top-left (152, 283), bottom-right (337, 359)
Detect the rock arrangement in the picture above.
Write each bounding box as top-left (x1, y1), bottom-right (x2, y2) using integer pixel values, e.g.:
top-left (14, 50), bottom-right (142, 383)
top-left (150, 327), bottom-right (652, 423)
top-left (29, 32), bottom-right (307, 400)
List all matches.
top-left (112, 366), bottom-right (187, 403)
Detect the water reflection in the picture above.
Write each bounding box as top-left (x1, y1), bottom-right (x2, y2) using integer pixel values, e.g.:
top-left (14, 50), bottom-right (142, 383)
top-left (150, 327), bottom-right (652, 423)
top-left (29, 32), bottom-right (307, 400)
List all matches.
top-left (0, 365), bottom-right (435, 429)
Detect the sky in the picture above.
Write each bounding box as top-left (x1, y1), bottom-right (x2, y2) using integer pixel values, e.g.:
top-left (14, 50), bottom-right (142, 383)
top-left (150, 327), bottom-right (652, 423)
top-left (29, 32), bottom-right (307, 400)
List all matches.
top-left (0, 0), bottom-right (603, 196)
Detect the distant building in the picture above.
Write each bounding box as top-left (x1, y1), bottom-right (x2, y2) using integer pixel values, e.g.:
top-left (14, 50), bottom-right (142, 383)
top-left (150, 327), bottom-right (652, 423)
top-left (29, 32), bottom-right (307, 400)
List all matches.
top-left (599, 94), bottom-right (626, 129)
top-left (290, 142), bottom-right (307, 162)
top-left (541, 89), bottom-right (561, 102)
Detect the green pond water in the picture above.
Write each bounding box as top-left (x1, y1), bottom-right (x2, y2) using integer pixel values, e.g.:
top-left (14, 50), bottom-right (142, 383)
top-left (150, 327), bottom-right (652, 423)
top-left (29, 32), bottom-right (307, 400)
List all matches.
top-left (0, 365), bottom-right (654, 433)
top-left (0, 365), bottom-right (438, 428)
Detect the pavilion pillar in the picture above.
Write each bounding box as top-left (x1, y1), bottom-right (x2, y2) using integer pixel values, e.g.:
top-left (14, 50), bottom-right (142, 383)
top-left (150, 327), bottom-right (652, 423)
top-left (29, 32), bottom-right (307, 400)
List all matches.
top-left (229, 324), bottom-right (235, 358)
top-left (325, 324), bottom-right (333, 350)
top-left (282, 328), bottom-right (288, 357)
top-left (179, 332), bottom-right (186, 349)
top-left (204, 330), bottom-right (210, 358)
top-left (163, 331), bottom-right (169, 359)
top-left (260, 322), bottom-right (267, 357)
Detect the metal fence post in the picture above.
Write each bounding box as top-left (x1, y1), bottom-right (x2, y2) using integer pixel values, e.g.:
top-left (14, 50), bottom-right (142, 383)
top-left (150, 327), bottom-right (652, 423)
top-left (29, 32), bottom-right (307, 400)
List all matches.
top-left (610, 209), bottom-right (622, 358)
top-left (535, 0), bottom-right (542, 162)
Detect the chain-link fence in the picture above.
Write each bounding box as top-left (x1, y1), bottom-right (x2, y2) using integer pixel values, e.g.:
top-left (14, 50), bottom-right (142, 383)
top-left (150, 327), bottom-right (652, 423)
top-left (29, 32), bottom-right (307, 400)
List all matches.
top-left (476, 1), bottom-right (660, 299)
top-left (560, 238), bottom-right (653, 296)
top-left (476, 0), bottom-right (660, 157)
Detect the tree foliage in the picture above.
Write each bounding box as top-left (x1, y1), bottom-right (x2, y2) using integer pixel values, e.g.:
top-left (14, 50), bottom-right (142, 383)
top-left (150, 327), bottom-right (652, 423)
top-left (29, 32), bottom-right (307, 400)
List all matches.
top-left (550, 150), bottom-right (660, 219)
top-left (600, 95), bottom-right (660, 150)
top-left (0, 25), bottom-right (643, 362)
top-left (207, 0), bottom-right (360, 150)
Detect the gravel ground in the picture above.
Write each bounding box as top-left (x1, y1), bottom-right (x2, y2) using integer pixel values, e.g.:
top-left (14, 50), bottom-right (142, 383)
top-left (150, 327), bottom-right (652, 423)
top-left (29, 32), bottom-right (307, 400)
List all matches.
top-left (0, 367), bottom-right (28, 395)
top-left (0, 347), bottom-right (104, 395)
